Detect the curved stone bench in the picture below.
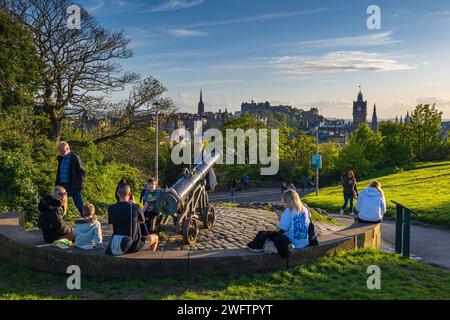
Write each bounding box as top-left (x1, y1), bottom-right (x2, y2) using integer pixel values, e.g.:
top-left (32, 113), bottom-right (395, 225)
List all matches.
top-left (0, 212), bottom-right (380, 279)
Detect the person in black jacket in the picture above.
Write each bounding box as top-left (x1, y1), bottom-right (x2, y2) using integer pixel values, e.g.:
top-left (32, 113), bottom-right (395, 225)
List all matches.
top-left (38, 186), bottom-right (75, 244)
top-left (339, 170), bottom-right (359, 216)
top-left (55, 141), bottom-right (86, 215)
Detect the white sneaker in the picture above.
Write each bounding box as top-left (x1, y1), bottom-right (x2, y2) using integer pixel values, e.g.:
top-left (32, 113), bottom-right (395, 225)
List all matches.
top-left (339, 208), bottom-right (344, 215)
top-left (246, 246), bottom-right (264, 253)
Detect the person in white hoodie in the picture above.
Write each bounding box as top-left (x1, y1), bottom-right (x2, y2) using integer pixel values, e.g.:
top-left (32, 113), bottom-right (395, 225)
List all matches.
top-left (74, 203), bottom-right (103, 250)
top-left (355, 181), bottom-right (386, 223)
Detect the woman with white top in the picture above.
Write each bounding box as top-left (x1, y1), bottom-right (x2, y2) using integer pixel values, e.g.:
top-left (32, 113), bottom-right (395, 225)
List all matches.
top-left (278, 189), bottom-right (310, 249)
top-left (355, 181), bottom-right (386, 223)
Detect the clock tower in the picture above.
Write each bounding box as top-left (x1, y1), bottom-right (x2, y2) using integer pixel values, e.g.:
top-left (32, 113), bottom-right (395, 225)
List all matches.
top-left (353, 87), bottom-right (367, 130)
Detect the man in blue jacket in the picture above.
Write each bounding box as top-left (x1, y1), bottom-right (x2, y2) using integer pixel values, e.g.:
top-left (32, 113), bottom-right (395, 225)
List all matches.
top-left (55, 141), bottom-right (86, 215)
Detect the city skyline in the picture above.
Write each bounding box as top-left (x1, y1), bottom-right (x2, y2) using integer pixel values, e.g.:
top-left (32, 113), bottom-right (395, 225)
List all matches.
top-left (78, 0), bottom-right (450, 119)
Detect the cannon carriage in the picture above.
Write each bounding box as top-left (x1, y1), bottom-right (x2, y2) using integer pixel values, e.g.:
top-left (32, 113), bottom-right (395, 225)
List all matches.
top-left (148, 152), bottom-right (220, 246)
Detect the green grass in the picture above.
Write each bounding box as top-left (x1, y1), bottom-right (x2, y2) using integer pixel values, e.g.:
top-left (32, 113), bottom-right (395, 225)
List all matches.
top-left (304, 161), bottom-right (450, 228)
top-left (1, 249), bottom-right (449, 300)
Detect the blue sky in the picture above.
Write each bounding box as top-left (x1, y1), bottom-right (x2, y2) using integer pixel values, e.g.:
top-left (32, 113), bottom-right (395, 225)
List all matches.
top-left (78, 0), bottom-right (450, 119)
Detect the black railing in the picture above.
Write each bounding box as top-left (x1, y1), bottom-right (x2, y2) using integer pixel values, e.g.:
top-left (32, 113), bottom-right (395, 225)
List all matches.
top-left (391, 201), bottom-right (417, 258)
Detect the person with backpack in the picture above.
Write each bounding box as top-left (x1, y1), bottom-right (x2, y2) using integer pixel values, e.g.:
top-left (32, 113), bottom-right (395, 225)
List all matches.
top-left (106, 180), bottom-right (158, 255)
top-left (339, 170), bottom-right (359, 216)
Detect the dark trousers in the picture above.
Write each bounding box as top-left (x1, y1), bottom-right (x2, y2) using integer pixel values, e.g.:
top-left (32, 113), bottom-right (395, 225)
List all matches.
top-left (341, 193), bottom-right (354, 212)
top-left (60, 183), bottom-right (84, 214)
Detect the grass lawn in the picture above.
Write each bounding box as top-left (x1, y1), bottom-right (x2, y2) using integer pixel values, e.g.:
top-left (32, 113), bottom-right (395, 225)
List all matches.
top-left (1, 249), bottom-right (449, 300)
top-left (303, 161), bottom-right (450, 228)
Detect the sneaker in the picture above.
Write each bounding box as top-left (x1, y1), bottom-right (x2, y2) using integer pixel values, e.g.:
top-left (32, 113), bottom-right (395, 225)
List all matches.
top-left (339, 208), bottom-right (344, 215)
top-left (246, 245), bottom-right (264, 253)
top-left (350, 212), bottom-right (356, 217)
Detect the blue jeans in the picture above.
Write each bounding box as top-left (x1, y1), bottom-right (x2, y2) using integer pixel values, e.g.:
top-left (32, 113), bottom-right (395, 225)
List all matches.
top-left (72, 191), bottom-right (84, 215)
top-left (341, 193), bottom-right (354, 212)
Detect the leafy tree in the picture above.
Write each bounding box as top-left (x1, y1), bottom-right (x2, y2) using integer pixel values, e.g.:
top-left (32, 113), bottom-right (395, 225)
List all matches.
top-left (410, 104), bottom-right (444, 161)
top-left (0, 11), bottom-right (40, 110)
top-left (1, 0), bottom-right (175, 142)
top-left (378, 121), bottom-right (413, 166)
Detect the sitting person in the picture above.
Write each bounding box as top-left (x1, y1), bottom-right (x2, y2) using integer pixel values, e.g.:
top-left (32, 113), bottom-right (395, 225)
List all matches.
top-left (74, 203), bottom-right (103, 250)
top-left (278, 189), bottom-right (310, 249)
top-left (38, 186), bottom-right (75, 244)
top-left (355, 181), bottom-right (386, 223)
top-left (106, 180), bottom-right (158, 255)
top-left (140, 178), bottom-right (165, 213)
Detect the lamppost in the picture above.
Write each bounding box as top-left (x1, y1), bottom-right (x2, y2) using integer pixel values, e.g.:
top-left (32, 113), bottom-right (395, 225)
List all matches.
top-left (153, 102), bottom-right (160, 181)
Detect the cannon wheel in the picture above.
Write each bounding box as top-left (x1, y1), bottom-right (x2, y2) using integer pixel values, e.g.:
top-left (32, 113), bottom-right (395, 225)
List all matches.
top-left (202, 206), bottom-right (215, 230)
top-left (182, 218), bottom-right (198, 245)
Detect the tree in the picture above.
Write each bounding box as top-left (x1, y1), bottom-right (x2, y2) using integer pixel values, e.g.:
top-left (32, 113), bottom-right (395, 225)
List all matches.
top-left (337, 123), bottom-right (382, 178)
top-left (378, 121), bottom-right (413, 166)
top-left (410, 104), bottom-right (443, 161)
top-left (0, 11), bottom-right (41, 110)
top-left (1, 0), bottom-right (149, 142)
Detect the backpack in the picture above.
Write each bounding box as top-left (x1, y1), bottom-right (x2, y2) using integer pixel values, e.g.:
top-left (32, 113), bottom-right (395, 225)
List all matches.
top-left (307, 209), bottom-right (319, 246)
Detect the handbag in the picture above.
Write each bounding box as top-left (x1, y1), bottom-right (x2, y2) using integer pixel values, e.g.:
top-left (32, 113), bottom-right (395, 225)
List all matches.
top-left (307, 209), bottom-right (319, 247)
top-left (110, 203), bottom-right (134, 256)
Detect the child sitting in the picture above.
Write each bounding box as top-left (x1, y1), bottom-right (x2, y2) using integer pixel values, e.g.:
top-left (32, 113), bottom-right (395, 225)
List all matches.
top-left (74, 203), bottom-right (103, 250)
top-left (140, 178), bottom-right (165, 213)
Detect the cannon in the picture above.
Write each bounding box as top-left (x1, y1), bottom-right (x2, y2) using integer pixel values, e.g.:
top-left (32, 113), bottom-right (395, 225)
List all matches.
top-left (148, 152), bottom-right (220, 245)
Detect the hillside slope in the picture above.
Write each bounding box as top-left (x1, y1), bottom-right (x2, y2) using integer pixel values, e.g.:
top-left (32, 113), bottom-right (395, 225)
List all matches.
top-left (303, 161), bottom-right (450, 228)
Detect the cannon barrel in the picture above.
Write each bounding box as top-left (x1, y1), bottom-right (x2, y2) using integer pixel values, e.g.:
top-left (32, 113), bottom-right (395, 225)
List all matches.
top-left (157, 152), bottom-right (220, 215)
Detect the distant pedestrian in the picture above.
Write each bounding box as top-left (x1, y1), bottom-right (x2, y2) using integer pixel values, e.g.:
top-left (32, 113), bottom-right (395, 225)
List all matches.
top-left (356, 181), bottom-right (386, 223)
top-left (242, 175), bottom-right (250, 192)
top-left (229, 179), bottom-right (237, 203)
top-left (288, 183), bottom-right (296, 191)
top-left (281, 182), bottom-right (288, 193)
top-left (339, 170), bottom-right (358, 216)
top-left (55, 141), bottom-right (86, 215)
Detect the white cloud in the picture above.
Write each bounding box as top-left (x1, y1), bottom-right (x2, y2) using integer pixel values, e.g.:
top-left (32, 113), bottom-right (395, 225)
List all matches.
top-left (280, 31), bottom-right (400, 48)
top-left (167, 28), bottom-right (209, 37)
top-left (183, 8), bottom-right (327, 28)
top-left (86, 0), bottom-right (105, 13)
top-left (269, 51), bottom-right (415, 76)
top-left (148, 0), bottom-right (204, 13)
top-left (173, 79), bottom-right (242, 88)
top-left (416, 97), bottom-right (450, 111)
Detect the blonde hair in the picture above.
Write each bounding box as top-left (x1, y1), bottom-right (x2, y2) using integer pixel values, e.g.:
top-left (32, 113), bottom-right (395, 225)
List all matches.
top-left (82, 203), bottom-right (96, 219)
top-left (53, 186), bottom-right (68, 215)
top-left (282, 189), bottom-right (304, 213)
top-left (369, 181), bottom-right (384, 196)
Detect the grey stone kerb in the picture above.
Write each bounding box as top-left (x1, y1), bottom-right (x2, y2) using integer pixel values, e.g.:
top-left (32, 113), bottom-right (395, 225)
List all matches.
top-left (0, 212), bottom-right (381, 279)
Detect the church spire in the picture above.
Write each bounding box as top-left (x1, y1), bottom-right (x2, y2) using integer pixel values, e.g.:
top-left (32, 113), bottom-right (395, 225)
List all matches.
top-left (371, 103), bottom-right (378, 131)
top-left (197, 90), bottom-right (205, 114)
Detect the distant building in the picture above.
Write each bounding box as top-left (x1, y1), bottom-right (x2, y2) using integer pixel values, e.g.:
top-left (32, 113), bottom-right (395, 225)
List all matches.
top-left (371, 104), bottom-right (378, 131)
top-left (198, 90), bottom-right (205, 115)
top-left (353, 89), bottom-right (368, 129)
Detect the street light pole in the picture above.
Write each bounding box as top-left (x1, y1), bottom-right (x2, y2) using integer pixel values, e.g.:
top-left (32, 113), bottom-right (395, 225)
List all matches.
top-left (316, 127), bottom-right (319, 196)
top-left (154, 102), bottom-right (160, 181)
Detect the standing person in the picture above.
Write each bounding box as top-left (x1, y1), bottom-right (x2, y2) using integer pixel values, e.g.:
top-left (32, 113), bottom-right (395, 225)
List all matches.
top-left (288, 183), bottom-right (296, 191)
top-left (281, 182), bottom-right (288, 193)
top-left (106, 180), bottom-right (158, 255)
top-left (242, 175), bottom-right (250, 192)
top-left (278, 189), bottom-right (310, 249)
top-left (339, 170), bottom-right (359, 216)
top-left (38, 186), bottom-right (75, 244)
top-left (55, 141), bottom-right (86, 215)
top-left (229, 179), bottom-right (237, 203)
top-left (356, 181), bottom-right (386, 223)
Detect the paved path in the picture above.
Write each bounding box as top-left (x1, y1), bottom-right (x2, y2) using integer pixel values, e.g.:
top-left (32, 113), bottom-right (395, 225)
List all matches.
top-left (209, 188), bottom-right (313, 203)
top-left (210, 188), bottom-right (450, 269)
